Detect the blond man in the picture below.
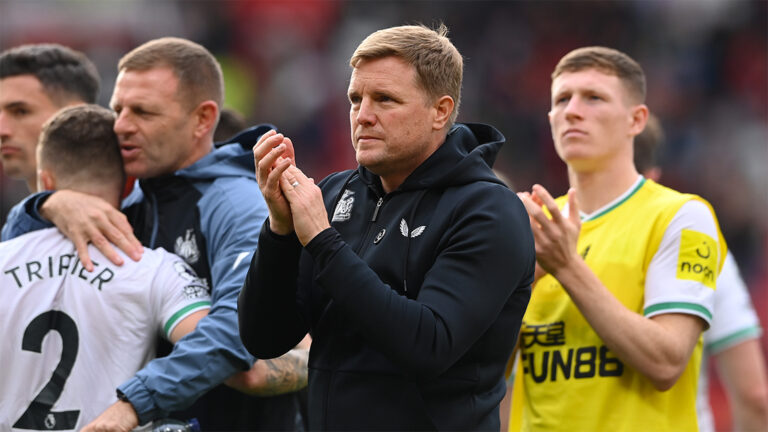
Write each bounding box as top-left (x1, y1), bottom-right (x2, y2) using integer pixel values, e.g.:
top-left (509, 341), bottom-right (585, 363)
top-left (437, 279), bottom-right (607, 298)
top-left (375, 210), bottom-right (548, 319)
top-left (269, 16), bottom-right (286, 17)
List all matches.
top-left (240, 24), bottom-right (534, 430)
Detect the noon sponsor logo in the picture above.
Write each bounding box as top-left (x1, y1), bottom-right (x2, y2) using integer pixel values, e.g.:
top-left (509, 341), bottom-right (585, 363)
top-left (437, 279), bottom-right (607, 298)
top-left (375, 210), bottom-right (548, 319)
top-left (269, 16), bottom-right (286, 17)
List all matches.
top-left (676, 229), bottom-right (717, 289)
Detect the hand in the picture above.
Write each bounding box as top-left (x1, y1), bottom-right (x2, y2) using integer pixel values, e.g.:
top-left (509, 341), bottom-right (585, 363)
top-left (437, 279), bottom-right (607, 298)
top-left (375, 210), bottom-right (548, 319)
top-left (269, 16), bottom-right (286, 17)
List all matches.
top-left (517, 185), bottom-right (581, 277)
top-left (517, 191), bottom-right (549, 285)
top-left (253, 130), bottom-right (296, 235)
top-left (279, 165), bottom-right (330, 246)
top-left (81, 401), bottom-right (139, 432)
top-left (40, 190), bottom-right (143, 271)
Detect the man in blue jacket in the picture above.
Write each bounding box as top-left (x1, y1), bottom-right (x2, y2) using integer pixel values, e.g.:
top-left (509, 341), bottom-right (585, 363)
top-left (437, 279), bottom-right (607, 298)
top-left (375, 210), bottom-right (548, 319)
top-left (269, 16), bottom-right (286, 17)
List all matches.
top-left (239, 24), bottom-right (535, 430)
top-left (3, 38), bottom-right (306, 431)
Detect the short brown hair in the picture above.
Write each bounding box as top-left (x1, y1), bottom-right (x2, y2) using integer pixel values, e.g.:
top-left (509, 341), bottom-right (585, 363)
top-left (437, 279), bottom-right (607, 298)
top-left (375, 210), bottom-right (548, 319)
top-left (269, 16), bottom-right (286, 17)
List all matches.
top-left (38, 104), bottom-right (124, 190)
top-left (118, 37), bottom-right (223, 110)
top-left (350, 24), bottom-right (463, 125)
top-left (633, 112), bottom-right (664, 173)
top-left (552, 46), bottom-right (646, 103)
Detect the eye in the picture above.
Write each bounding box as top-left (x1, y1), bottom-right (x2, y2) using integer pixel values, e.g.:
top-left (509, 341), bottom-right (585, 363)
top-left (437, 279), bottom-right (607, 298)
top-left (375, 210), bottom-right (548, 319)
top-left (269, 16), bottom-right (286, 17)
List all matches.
top-left (9, 106), bottom-right (29, 116)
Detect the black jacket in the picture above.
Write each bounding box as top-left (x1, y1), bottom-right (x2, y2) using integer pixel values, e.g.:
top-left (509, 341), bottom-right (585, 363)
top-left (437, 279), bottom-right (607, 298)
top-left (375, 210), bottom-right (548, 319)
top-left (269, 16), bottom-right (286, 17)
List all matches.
top-left (239, 123), bottom-right (534, 430)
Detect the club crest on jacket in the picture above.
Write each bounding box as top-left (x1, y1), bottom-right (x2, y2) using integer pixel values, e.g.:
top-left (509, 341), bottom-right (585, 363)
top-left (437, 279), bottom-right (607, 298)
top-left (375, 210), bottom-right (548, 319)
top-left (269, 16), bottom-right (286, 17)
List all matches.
top-left (332, 189), bottom-right (355, 222)
top-left (175, 228), bottom-right (200, 264)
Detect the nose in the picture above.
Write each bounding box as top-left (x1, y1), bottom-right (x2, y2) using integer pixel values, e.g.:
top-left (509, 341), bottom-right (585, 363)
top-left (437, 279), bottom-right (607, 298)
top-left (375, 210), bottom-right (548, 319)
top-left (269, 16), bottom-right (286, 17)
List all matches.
top-left (354, 97), bottom-right (376, 127)
top-left (113, 110), bottom-right (136, 137)
top-left (563, 96), bottom-right (583, 121)
top-left (0, 111), bottom-right (11, 140)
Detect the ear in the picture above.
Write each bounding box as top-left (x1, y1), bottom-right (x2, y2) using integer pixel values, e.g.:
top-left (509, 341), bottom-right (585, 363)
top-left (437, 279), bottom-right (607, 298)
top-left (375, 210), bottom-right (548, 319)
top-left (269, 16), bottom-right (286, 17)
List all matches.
top-left (39, 169), bottom-right (56, 191)
top-left (192, 100), bottom-right (220, 140)
top-left (431, 95), bottom-right (455, 131)
top-left (628, 104), bottom-right (649, 137)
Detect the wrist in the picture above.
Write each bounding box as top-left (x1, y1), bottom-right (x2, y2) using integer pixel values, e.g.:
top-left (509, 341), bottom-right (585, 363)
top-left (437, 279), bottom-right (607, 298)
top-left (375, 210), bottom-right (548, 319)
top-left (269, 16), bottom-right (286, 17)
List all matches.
top-left (267, 218), bottom-right (293, 236)
top-left (550, 253), bottom-right (586, 285)
top-left (115, 390), bottom-right (139, 421)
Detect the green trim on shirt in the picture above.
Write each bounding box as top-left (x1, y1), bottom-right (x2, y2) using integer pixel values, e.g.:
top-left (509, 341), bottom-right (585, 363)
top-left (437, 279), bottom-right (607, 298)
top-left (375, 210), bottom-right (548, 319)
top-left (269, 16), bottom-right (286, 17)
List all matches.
top-left (164, 301), bottom-right (211, 336)
top-left (707, 325), bottom-right (763, 354)
top-left (582, 177), bottom-right (646, 222)
top-left (644, 301), bottom-right (712, 320)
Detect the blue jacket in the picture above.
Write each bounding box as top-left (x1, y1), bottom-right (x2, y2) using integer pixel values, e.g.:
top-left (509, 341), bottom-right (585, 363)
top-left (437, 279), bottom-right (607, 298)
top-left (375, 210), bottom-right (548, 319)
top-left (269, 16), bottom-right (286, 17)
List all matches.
top-left (239, 123), bottom-right (535, 430)
top-left (3, 126), bottom-right (299, 430)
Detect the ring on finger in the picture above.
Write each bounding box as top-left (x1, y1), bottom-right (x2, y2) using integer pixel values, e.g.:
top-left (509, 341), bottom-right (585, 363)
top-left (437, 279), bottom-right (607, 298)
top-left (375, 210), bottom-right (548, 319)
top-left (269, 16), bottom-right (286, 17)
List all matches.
top-left (291, 181), bottom-right (300, 187)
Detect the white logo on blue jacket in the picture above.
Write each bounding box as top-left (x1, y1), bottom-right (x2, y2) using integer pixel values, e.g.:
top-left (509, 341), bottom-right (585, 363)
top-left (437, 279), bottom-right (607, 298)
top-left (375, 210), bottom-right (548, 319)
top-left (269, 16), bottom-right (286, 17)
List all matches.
top-left (175, 228), bottom-right (200, 264)
top-left (399, 219), bottom-right (426, 238)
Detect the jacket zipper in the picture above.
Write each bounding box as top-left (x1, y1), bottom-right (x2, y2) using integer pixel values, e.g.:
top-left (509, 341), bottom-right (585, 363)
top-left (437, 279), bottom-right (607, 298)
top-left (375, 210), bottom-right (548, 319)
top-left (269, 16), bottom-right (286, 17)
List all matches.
top-left (371, 197), bottom-right (384, 222)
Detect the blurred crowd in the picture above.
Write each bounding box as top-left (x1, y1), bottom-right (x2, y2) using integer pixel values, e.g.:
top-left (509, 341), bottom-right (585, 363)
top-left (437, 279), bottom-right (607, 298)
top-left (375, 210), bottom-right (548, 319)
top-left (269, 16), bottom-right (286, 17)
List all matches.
top-left (0, 1), bottom-right (765, 426)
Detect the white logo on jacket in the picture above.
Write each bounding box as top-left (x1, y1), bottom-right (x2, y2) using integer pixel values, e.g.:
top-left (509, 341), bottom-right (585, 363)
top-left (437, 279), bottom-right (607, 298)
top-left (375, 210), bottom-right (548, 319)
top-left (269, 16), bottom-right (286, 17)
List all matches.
top-left (400, 219), bottom-right (426, 238)
top-left (332, 189), bottom-right (355, 222)
top-left (175, 228), bottom-right (200, 264)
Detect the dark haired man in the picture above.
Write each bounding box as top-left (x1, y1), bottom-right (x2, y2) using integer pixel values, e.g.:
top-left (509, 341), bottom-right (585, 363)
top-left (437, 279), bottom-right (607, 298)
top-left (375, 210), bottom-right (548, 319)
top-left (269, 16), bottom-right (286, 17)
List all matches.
top-left (0, 43), bottom-right (99, 192)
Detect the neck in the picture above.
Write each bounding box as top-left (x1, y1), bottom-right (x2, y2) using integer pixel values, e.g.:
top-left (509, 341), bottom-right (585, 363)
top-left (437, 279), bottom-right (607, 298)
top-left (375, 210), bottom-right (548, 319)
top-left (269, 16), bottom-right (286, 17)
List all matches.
top-left (26, 175), bottom-right (38, 193)
top-left (173, 138), bottom-right (213, 174)
top-left (567, 159), bottom-right (639, 214)
top-left (67, 185), bottom-right (121, 209)
top-left (379, 131), bottom-right (447, 194)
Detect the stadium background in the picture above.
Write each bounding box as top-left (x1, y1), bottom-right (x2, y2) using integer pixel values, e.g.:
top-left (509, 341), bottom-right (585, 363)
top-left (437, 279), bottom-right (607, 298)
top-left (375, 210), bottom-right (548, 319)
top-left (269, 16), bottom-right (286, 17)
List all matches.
top-left (0, 1), bottom-right (765, 429)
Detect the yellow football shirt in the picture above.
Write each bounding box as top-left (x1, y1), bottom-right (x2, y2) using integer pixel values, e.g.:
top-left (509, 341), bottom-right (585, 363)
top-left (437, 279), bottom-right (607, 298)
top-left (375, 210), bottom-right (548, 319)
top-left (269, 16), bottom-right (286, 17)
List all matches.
top-left (510, 177), bottom-right (725, 432)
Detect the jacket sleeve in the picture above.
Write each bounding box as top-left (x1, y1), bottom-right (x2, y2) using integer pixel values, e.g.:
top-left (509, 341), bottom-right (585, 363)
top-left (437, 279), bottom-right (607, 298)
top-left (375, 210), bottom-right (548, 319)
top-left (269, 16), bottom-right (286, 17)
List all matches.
top-left (238, 220), bottom-right (308, 359)
top-left (305, 186), bottom-right (535, 379)
top-left (118, 177), bottom-right (267, 423)
top-left (1, 192), bottom-right (54, 241)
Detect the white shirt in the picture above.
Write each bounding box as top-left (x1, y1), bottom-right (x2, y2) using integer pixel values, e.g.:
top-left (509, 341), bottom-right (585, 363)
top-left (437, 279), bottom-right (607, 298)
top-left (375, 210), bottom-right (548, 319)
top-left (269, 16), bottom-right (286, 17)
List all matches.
top-left (0, 228), bottom-right (210, 431)
top-left (696, 251), bottom-right (762, 432)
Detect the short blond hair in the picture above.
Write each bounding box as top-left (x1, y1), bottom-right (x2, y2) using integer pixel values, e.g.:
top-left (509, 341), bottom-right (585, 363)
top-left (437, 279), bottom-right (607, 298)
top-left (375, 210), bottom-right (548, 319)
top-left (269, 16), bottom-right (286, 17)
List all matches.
top-left (118, 37), bottom-right (223, 110)
top-left (552, 46), bottom-right (646, 103)
top-left (350, 24), bottom-right (463, 125)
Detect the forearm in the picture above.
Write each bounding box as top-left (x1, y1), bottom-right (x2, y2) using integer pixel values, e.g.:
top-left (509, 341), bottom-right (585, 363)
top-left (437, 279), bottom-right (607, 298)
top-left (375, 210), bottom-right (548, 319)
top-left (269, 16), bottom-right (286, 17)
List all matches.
top-left (716, 339), bottom-right (768, 431)
top-left (227, 348), bottom-right (309, 396)
top-left (120, 306), bottom-right (253, 423)
top-left (554, 258), bottom-right (702, 390)
top-left (309, 222), bottom-right (532, 378)
top-left (238, 221), bottom-right (307, 358)
top-left (1, 192), bottom-right (54, 240)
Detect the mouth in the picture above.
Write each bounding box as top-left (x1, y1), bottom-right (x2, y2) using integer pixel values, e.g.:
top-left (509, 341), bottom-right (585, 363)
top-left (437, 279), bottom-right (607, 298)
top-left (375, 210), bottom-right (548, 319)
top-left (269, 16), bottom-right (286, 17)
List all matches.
top-left (562, 128), bottom-right (587, 139)
top-left (0, 145), bottom-right (21, 156)
top-left (356, 135), bottom-right (381, 144)
top-left (120, 144), bottom-right (141, 159)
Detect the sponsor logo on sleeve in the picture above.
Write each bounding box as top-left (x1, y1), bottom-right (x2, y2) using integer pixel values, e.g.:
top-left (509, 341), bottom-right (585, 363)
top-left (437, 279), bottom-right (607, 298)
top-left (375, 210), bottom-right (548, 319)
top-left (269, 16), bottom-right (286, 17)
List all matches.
top-left (174, 261), bottom-right (210, 298)
top-left (676, 228), bottom-right (718, 289)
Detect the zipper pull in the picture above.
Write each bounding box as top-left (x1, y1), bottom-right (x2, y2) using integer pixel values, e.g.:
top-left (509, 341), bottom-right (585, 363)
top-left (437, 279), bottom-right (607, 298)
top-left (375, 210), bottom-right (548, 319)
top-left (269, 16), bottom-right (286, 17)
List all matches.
top-left (371, 197), bottom-right (384, 222)
top-left (403, 280), bottom-right (407, 293)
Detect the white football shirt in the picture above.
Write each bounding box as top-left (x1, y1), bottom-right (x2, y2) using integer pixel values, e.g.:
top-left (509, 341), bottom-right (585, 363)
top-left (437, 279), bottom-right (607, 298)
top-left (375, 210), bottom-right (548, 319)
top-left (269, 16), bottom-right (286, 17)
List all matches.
top-left (0, 228), bottom-right (211, 431)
